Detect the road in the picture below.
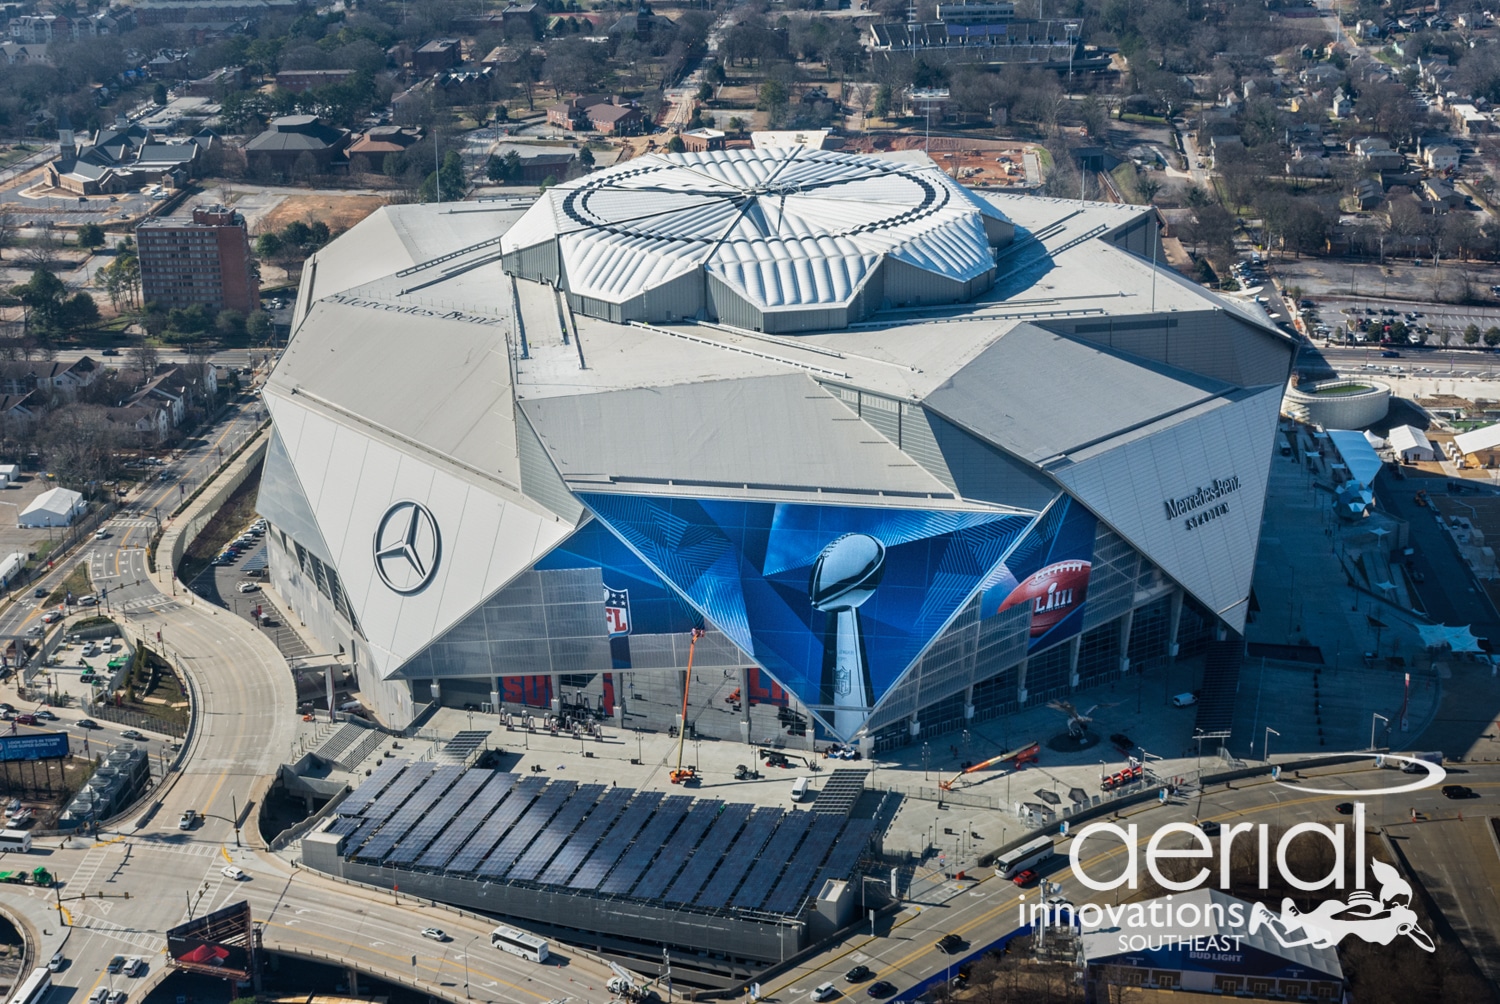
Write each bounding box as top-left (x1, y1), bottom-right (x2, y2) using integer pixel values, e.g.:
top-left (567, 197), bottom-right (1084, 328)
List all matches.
top-left (763, 762), bottom-right (1500, 1003)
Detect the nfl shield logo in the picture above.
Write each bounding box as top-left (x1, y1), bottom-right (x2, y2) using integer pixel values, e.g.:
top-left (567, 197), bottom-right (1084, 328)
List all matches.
top-left (604, 586), bottom-right (631, 636)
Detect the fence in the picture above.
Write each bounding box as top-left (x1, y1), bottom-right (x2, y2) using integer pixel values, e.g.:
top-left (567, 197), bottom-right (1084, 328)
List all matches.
top-left (83, 701), bottom-right (185, 738)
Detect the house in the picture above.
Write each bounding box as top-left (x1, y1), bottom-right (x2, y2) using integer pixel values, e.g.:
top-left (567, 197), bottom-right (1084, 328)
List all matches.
top-left (547, 94), bottom-right (610, 130)
top-left (1450, 103), bottom-right (1492, 137)
top-left (1330, 88), bottom-right (1353, 119)
top-left (1424, 144), bottom-right (1460, 171)
top-left (0, 393), bottom-right (36, 422)
top-left (1353, 177), bottom-right (1384, 210)
top-left (243, 115), bottom-right (350, 177)
top-left (124, 364), bottom-right (217, 426)
top-left (412, 39), bottom-right (461, 75)
top-left (586, 102), bottom-right (644, 136)
top-left (1301, 63), bottom-right (1345, 88)
top-left (275, 69), bottom-right (357, 93)
top-left (1388, 424), bottom-right (1436, 462)
top-left (9, 13), bottom-right (93, 42)
top-left (0, 357), bottom-right (99, 398)
top-left (511, 150), bottom-right (575, 182)
top-left (147, 49), bottom-right (192, 79)
top-left (1421, 177), bottom-right (1465, 210)
top-left (0, 42), bottom-right (48, 65)
top-left (104, 403), bottom-right (171, 444)
top-left (681, 128), bottom-right (725, 152)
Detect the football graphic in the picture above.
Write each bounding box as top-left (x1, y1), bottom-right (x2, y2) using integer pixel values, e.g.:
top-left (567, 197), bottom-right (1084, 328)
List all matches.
top-left (998, 560), bottom-right (1092, 636)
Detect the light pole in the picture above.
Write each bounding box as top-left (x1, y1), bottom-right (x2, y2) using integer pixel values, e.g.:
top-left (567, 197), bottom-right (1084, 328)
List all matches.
top-left (1264, 726), bottom-right (1280, 763)
top-left (1370, 713), bottom-right (1389, 751)
top-left (922, 741), bottom-right (930, 780)
top-left (463, 932), bottom-right (481, 999)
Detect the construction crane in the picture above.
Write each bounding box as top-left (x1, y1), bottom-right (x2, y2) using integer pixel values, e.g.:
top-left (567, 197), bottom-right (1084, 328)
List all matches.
top-left (938, 741), bottom-right (1040, 791)
top-left (669, 628), bottom-right (705, 784)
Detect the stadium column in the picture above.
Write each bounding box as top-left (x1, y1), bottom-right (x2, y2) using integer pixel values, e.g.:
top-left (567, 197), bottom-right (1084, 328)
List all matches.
top-left (614, 673), bottom-right (625, 728)
top-left (490, 676), bottom-right (500, 715)
top-left (1016, 656), bottom-right (1029, 705)
top-left (1167, 588), bottom-right (1184, 660)
top-left (551, 674), bottom-right (562, 716)
top-left (738, 665), bottom-right (752, 744)
top-left (963, 683), bottom-right (975, 723)
top-left (1118, 609), bottom-right (1134, 676)
top-left (430, 680), bottom-right (441, 703)
top-left (1067, 635), bottom-right (1081, 689)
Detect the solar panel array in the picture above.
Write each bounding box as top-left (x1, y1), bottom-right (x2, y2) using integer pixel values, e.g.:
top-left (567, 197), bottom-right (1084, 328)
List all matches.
top-left (331, 765), bottom-right (873, 918)
top-left (384, 766), bottom-right (491, 865)
top-left (478, 780), bottom-right (577, 878)
top-left (695, 807), bottom-right (782, 909)
top-left (568, 791), bottom-right (667, 891)
top-left (762, 814), bottom-right (846, 914)
top-left (355, 764), bottom-right (465, 862)
top-left (630, 801), bottom-right (721, 901)
top-left (734, 810), bottom-right (812, 909)
top-left (665, 803), bottom-right (750, 904)
top-left (339, 758), bottom-right (407, 815)
top-left (810, 769), bottom-right (869, 817)
top-left (540, 787), bottom-right (632, 886)
top-left (415, 772), bottom-right (518, 870)
top-left (509, 784), bottom-right (605, 882)
top-left (599, 796), bottom-right (692, 895)
top-left (445, 775), bottom-right (547, 874)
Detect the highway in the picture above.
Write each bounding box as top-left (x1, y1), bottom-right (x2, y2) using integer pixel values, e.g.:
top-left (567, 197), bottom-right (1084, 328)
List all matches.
top-left (0, 400), bottom-right (618, 1004)
top-left (762, 761), bottom-right (1500, 1004)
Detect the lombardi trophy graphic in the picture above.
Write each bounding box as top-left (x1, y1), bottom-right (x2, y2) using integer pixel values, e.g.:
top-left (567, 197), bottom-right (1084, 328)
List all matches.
top-left (810, 533), bottom-right (886, 739)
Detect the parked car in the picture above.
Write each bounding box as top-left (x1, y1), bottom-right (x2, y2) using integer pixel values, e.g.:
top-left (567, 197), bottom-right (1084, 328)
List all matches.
top-left (12, 715), bottom-right (33, 726)
top-left (237, 582), bottom-right (260, 594)
top-left (1335, 802), bottom-right (1354, 815)
top-left (78, 594), bottom-right (98, 607)
top-left (1170, 693), bottom-right (1197, 707)
top-left (107, 991), bottom-right (126, 1004)
top-left (107, 955), bottom-right (125, 974)
top-left (122, 957), bottom-right (143, 977)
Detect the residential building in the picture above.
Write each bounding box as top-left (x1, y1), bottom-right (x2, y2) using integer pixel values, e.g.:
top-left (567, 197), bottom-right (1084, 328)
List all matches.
top-left (275, 69), bottom-right (356, 93)
top-left (137, 205), bottom-right (260, 315)
top-left (412, 39), bottom-right (461, 75)
top-left (586, 103), bottom-right (643, 136)
top-left (1424, 144), bottom-right (1460, 171)
top-left (105, 403), bottom-right (172, 444)
top-left (183, 65), bottom-right (248, 98)
top-left (680, 128), bottom-right (725, 152)
top-left (243, 115), bottom-right (350, 177)
top-left (0, 357), bottom-right (98, 398)
top-left (347, 125), bottom-right (424, 164)
top-left (0, 42), bottom-right (48, 65)
top-left (130, 0), bottom-right (303, 25)
top-left (8, 14), bottom-right (92, 42)
top-left (1450, 103), bottom-right (1492, 137)
top-left (123, 364), bottom-right (218, 427)
top-left (546, 94), bottom-right (610, 130)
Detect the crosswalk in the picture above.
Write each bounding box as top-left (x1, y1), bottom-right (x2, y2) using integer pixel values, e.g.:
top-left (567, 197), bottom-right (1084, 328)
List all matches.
top-left (119, 596), bottom-right (181, 614)
top-left (109, 518), bottom-right (158, 529)
top-left (74, 916), bottom-right (161, 952)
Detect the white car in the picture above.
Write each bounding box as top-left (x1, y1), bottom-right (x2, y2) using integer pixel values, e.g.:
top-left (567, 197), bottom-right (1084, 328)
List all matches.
top-left (88, 989), bottom-right (106, 1004)
top-left (221, 865), bottom-right (247, 880)
top-left (122, 957), bottom-right (144, 976)
top-left (94, 529), bottom-right (109, 539)
top-left (78, 595), bottom-right (98, 607)
top-left (420, 927), bottom-right (448, 941)
top-left (1171, 692), bottom-right (1198, 707)
top-left (237, 582), bottom-right (260, 594)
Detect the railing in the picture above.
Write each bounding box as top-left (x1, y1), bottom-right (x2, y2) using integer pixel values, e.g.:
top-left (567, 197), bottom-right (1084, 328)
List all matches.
top-left (83, 701), bottom-right (185, 738)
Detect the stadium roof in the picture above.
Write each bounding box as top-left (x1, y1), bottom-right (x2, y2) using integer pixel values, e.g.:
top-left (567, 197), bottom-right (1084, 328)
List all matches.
top-left (500, 147), bottom-right (1013, 322)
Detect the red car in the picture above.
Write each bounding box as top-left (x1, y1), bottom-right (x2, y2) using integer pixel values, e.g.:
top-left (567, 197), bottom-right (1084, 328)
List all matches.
top-left (1012, 869), bottom-right (1038, 887)
top-left (13, 715), bottom-right (35, 726)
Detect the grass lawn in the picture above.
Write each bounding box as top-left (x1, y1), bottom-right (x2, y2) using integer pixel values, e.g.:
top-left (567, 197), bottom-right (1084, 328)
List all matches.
top-left (119, 645), bottom-right (189, 730)
top-left (1314, 383), bottom-right (1375, 396)
top-left (46, 563), bottom-right (91, 605)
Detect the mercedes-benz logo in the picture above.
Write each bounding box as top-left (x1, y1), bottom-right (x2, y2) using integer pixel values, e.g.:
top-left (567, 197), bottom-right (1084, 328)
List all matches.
top-left (373, 500), bottom-right (442, 595)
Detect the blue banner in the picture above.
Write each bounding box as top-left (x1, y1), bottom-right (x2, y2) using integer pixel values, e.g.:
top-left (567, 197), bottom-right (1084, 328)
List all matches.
top-left (0, 732), bottom-right (69, 761)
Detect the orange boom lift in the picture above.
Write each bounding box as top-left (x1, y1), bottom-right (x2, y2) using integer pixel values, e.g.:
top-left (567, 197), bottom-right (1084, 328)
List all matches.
top-left (938, 742), bottom-right (1041, 791)
top-left (669, 628), bottom-right (706, 784)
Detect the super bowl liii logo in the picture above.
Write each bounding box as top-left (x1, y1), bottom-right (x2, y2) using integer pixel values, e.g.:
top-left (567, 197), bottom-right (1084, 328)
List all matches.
top-left (1163, 475), bottom-right (1242, 531)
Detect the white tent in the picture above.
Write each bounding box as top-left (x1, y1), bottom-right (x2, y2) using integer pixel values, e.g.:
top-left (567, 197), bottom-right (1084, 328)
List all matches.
top-left (18, 487), bottom-right (85, 528)
top-left (1416, 623), bottom-right (1484, 653)
top-left (1387, 424), bottom-right (1435, 462)
top-left (1326, 429), bottom-right (1385, 488)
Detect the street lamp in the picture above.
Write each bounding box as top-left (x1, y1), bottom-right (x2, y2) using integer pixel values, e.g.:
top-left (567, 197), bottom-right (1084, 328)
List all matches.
top-left (463, 932), bottom-right (481, 999)
top-left (1370, 713), bottom-right (1389, 751)
top-left (1264, 726), bottom-right (1280, 763)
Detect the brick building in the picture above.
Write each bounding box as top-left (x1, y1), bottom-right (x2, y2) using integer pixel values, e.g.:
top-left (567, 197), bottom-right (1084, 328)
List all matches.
top-left (137, 205), bottom-right (260, 315)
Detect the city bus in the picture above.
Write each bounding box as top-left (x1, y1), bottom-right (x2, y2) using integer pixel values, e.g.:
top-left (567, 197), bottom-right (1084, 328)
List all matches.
top-left (490, 925), bottom-right (548, 963)
top-left (0, 830), bottom-right (32, 854)
top-left (8, 966), bottom-right (49, 1004)
top-left (994, 836), bottom-right (1054, 879)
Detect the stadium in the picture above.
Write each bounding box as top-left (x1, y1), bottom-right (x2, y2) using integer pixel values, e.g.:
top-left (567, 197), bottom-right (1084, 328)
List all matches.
top-left (257, 145), bottom-right (1296, 750)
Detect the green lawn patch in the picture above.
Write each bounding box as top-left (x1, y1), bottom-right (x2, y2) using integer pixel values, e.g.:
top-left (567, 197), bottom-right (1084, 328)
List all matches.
top-left (46, 563), bottom-right (91, 605)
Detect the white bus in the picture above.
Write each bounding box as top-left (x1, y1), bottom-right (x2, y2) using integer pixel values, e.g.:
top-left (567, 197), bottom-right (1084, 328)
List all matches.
top-left (994, 836), bottom-right (1053, 879)
top-left (0, 830), bottom-right (31, 854)
top-left (491, 925), bottom-right (548, 963)
top-left (8, 966), bottom-right (49, 1004)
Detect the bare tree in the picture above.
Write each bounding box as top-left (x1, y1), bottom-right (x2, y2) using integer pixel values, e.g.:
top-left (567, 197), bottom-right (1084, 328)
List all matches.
top-left (0, 213), bottom-right (16, 261)
top-left (129, 342), bottom-right (160, 382)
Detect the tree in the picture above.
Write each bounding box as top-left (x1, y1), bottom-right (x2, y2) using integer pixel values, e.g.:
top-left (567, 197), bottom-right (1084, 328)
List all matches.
top-left (61, 293), bottom-right (99, 332)
top-left (246, 311), bottom-right (273, 343)
top-left (1138, 175), bottom-right (1162, 205)
top-left (0, 213), bottom-right (16, 261)
top-left (420, 151), bottom-right (467, 202)
top-left (696, 82), bottom-right (713, 102)
top-left (578, 147), bottom-right (594, 172)
top-left (153, 82), bottom-right (168, 106)
top-left (254, 232), bottom-right (284, 259)
top-left (665, 135), bottom-right (686, 153)
top-left (872, 84), bottom-right (892, 119)
top-left (11, 269), bottom-right (67, 332)
top-left (75, 223), bottom-right (105, 250)
top-left (1485, 326), bottom-right (1500, 348)
top-left (1465, 323), bottom-right (1481, 345)
top-left (215, 309), bottom-right (246, 339)
top-left (129, 342), bottom-right (160, 378)
top-left (486, 150), bottom-right (522, 183)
